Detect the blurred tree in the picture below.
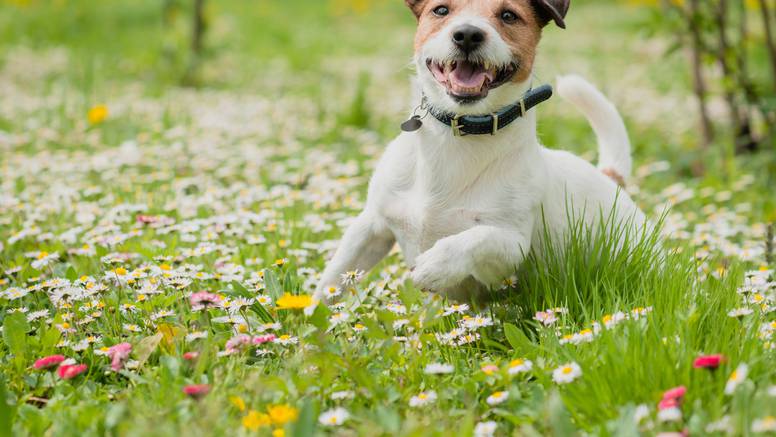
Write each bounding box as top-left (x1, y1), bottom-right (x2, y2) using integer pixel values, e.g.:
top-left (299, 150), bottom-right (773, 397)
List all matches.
top-left (163, 0), bottom-right (208, 86)
top-left (638, 0), bottom-right (775, 163)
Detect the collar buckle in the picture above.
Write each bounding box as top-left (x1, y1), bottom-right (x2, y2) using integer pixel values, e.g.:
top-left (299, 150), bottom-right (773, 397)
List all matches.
top-left (451, 115), bottom-right (465, 137)
top-left (490, 112), bottom-right (499, 135)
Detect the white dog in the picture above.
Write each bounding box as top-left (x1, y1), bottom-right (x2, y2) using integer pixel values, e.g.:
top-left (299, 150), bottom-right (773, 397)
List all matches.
top-left (313, 0), bottom-right (645, 306)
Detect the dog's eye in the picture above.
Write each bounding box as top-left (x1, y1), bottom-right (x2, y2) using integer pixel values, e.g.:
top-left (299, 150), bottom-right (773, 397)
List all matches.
top-left (500, 10), bottom-right (520, 23)
top-left (432, 5), bottom-right (449, 17)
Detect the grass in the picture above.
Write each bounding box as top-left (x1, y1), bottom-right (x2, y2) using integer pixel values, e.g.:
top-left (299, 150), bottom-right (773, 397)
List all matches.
top-left (0, 0), bottom-right (775, 435)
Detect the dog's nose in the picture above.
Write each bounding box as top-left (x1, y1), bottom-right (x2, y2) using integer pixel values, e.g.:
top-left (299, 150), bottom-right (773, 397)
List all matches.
top-left (452, 25), bottom-right (485, 53)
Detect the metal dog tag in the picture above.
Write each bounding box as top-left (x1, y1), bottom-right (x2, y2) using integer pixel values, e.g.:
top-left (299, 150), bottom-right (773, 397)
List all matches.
top-left (401, 115), bottom-right (423, 132)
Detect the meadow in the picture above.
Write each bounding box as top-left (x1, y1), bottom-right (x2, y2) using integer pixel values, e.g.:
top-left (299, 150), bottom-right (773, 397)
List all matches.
top-left (0, 0), bottom-right (775, 435)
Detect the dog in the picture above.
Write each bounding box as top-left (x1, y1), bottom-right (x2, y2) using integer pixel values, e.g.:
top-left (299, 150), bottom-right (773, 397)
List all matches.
top-left (312, 0), bottom-right (645, 306)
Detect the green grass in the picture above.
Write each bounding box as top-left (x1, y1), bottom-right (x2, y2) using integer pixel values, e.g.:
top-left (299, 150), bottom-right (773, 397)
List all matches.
top-left (0, 0), bottom-right (775, 435)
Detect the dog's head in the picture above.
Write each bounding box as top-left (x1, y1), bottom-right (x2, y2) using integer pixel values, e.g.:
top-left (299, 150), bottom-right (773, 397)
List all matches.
top-left (406, 0), bottom-right (569, 114)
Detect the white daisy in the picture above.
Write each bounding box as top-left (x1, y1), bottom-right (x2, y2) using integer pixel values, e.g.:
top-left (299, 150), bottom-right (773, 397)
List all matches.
top-left (552, 362), bottom-right (582, 384)
top-left (409, 391), bottom-right (437, 407)
top-left (318, 408), bottom-right (349, 426)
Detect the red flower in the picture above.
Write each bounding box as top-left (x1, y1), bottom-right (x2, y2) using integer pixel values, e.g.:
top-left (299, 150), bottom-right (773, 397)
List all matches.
top-left (33, 355), bottom-right (66, 370)
top-left (693, 354), bottom-right (725, 370)
top-left (662, 386), bottom-right (687, 401)
top-left (183, 351), bottom-right (200, 361)
top-left (183, 384), bottom-right (211, 399)
top-left (658, 397), bottom-right (680, 410)
top-left (57, 364), bottom-right (88, 380)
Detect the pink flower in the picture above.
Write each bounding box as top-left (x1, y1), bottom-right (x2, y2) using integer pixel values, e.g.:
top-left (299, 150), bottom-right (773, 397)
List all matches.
top-left (658, 398), bottom-right (680, 410)
top-left (183, 384), bottom-right (211, 399)
top-left (183, 351), bottom-right (200, 361)
top-left (33, 355), bottom-right (66, 370)
top-left (662, 386), bottom-right (687, 401)
top-left (57, 364), bottom-right (88, 380)
top-left (693, 354), bottom-right (725, 370)
top-left (252, 334), bottom-right (276, 345)
top-left (190, 291), bottom-right (220, 310)
top-left (225, 335), bottom-right (252, 355)
top-left (107, 342), bottom-right (132, 372)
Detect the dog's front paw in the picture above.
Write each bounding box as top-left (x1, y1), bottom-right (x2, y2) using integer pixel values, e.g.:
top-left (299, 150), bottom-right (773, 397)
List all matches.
top-left (411, 240), bottom-right (470, 292)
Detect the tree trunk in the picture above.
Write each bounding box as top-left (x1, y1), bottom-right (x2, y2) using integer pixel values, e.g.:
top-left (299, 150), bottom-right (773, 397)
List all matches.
top-left (192, 0), bottom-right (205, 56)
top-left (758, 0), bottom-right (776, 91)
top-left (688, 0), bottom-right (715, 151)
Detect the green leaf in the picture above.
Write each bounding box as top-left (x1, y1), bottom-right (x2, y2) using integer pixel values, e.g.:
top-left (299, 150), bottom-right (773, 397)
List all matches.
top-left (291, 399), bottom-right (317, 437)
top-left (503, 323), bottom-right (535, 356)
top-left (264, 270), bottom-right (283, 299)
top-left (134, 333), bottom-right (163, 367)
top-left (3, 313), bottom-right (29, 370)
top-left (0, 375), bottom-right (15, 437)
top-left (65, 266), bottom-right (78, 281)
top-left (547, 390), bottom-right (576, 437)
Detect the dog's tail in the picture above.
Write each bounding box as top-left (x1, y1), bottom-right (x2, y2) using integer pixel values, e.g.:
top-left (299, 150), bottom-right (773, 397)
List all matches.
top-left (556, 74), bottom-right (631, 185)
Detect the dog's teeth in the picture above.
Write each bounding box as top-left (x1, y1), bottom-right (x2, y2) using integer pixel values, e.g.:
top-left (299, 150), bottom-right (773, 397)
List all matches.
top-left (484, 62), bottom-right (490, 70)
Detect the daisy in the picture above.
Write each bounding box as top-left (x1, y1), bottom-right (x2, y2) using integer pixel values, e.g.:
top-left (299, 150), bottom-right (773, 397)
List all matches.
top-left (507, 358), bottom-right (533, 375)
top-left (273, 334), bottom-right (298, 345)
top-left (534, 310), bottom-right (558, 326)
top-left (727, 307), bottom-right (754, 318)
top-left (442, 303), bottom-right (469, 316)
top-left (322, 285), bottom-right (341, 300)
top-left (331, 390), bottom-right (355, 400)
top-left (752, 416), bottom-right (776, 433)
top-left (340, 269), bottom-right (364, 286)
top-left (424, 363), bottom-right (454, 374)
top-left (318, 408), bottom-right (349, 426)
top-left (256, 295), bottom-right (273, 306)
top-left (409, 391), bottom-right (437, 407)
top-left (657, 407), bottom-right (682, 423)
top-left (552, 362), bottom-right (582, 384)
top-left (462, 316), bottom-right (493, 330)
top-left (329, 312), bottom-right (350, 326)
top-left (486, 391), bottom-right (509, 405)
top-left (724, 363), bottom-right (748, 394)
top-left (474, 421), bottom-right (497, 437)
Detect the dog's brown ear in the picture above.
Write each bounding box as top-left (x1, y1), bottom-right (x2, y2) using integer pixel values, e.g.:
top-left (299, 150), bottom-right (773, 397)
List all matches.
top-left (533, 0), bottom-right (571, 29)
top-left (405, 0), bottom-right (425, 19)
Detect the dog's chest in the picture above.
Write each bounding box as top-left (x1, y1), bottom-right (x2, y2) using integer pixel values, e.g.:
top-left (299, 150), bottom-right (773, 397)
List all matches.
top-left (379, 181), bottom-right (505, 262)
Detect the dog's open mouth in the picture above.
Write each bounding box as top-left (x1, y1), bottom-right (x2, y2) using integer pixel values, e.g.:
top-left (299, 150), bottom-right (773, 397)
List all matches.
top-left (426, 58), bottom-right (517, 103)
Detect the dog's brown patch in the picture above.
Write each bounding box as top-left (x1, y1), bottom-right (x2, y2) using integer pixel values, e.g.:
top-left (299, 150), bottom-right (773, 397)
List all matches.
top-left (601, 168), bottom-right (626, 188)
top-left (407, 1), bottom-right (543, 83)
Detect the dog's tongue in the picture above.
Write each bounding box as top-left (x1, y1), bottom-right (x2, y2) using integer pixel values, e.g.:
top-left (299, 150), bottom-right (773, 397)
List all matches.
top-left (449, 61), bottom-right (494, 95)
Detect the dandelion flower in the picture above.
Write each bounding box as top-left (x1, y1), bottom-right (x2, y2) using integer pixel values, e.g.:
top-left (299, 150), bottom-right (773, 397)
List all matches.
top-left (243, 410), bottom-right (271, 431)
top-left (552, 362), bottom-right (582, 384)
top-left (318, 408), bottom-right (349, 426)
top-left (267, 404), bottom-right (298, 425)
top-left (87, 104), bottom-right (109, 124)
top-left (275, 293), bottom-right (313, 310)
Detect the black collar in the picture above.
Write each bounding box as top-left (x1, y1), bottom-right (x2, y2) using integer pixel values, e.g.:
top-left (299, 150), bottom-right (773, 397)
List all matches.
top-left (428, 84), bottom-right (553, 136)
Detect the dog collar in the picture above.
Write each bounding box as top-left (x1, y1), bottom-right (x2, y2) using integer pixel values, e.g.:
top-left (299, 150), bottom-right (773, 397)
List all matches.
top-left (402, 84), bottom-right (553, 136)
